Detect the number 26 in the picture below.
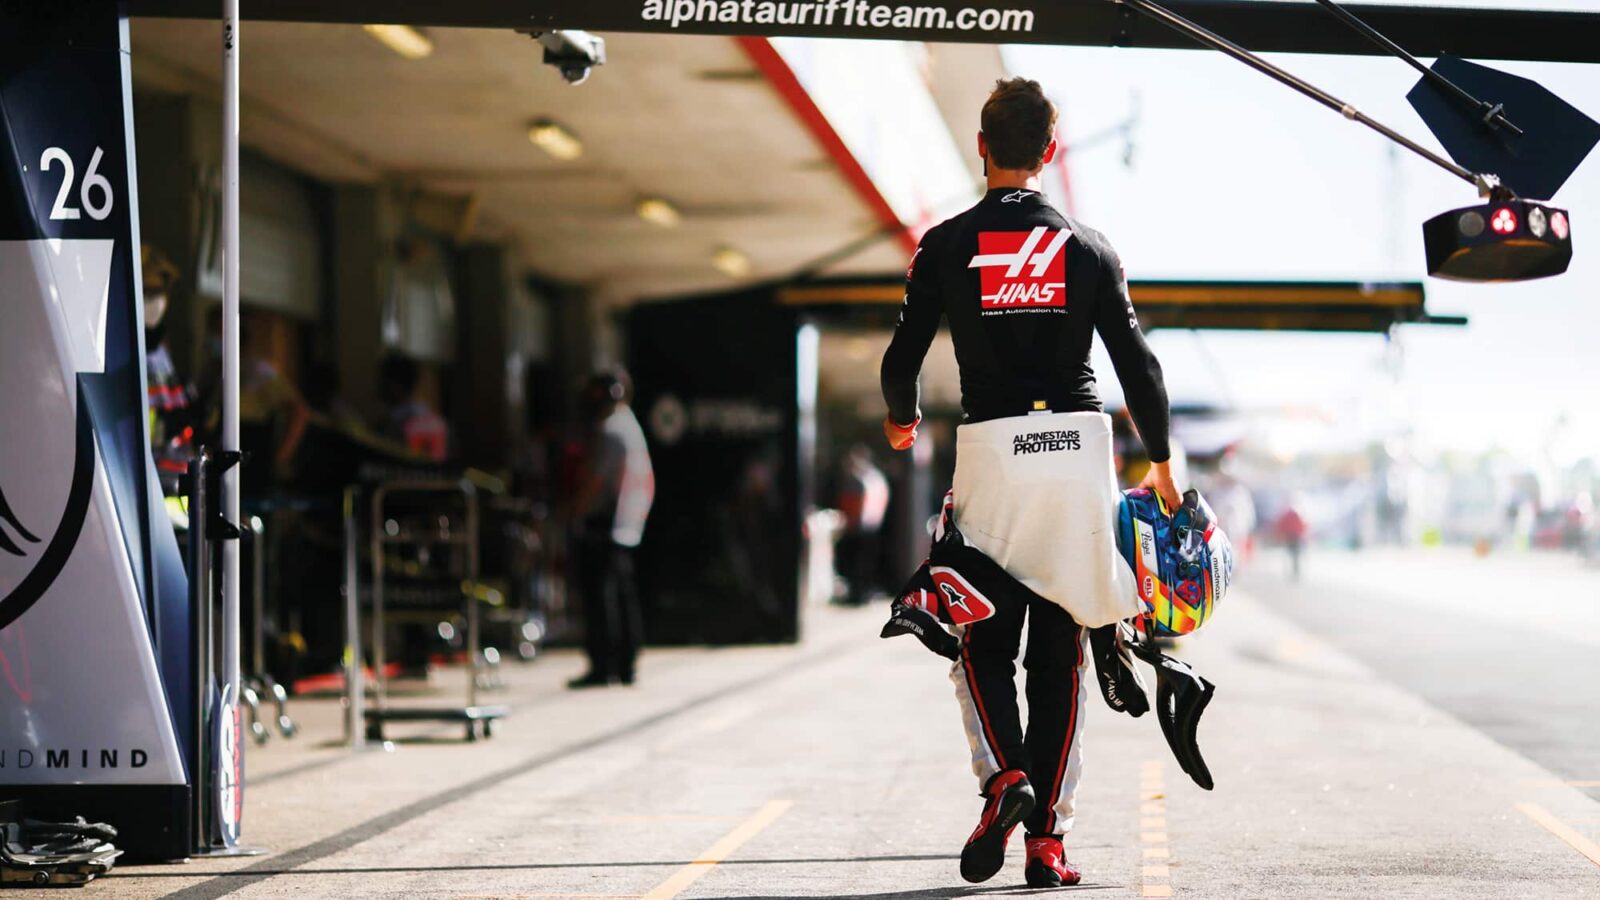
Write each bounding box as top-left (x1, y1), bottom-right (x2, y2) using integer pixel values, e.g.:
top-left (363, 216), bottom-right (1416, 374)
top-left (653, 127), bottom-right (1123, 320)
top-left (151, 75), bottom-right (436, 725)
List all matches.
top-left (40, 146), bottom-right (114, 222)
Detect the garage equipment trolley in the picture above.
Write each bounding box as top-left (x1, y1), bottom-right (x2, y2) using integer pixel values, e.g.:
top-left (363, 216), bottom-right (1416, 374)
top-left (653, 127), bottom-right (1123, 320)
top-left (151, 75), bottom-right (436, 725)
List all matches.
top-left (364, 479), bottom-right (508, 742)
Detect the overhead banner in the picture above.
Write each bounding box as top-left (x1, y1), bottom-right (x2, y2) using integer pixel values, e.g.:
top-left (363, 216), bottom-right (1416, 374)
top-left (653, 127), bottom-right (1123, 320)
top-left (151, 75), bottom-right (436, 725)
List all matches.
top-left (533, 0), bottom-right (1066, 44)
top-left (1, 0), bottom-right (191, 858)
top-left (120, 0), bottom-right (1600, 64)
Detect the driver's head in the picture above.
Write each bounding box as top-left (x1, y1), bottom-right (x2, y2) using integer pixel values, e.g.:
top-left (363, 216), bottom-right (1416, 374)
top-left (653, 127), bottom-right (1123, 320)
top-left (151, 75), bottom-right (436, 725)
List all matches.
top-left (979, 77), bottom-right (1059, 175)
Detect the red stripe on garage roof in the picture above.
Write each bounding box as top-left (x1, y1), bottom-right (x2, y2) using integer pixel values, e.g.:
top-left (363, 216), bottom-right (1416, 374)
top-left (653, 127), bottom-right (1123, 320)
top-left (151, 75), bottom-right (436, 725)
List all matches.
top-left (736, 36), bottom-right (918, 256)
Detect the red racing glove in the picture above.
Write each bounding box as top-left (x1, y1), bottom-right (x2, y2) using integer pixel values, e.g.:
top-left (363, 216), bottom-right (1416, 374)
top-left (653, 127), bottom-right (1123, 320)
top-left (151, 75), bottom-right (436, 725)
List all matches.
top-left (883, 414), bottom-right (920, 451)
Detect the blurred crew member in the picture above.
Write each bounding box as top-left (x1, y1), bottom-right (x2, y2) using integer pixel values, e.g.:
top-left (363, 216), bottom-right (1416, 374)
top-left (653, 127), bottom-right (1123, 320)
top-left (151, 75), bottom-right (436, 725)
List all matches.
top-left (380, 356), bottom-right (450, 462)
top-left (1276, 502), bottom-right (1308, 581)
top-left (141, 245), bottom-right (195, 495)
top-left (835, 445), bottom-right (891, 605)
top-left (569, 370), bottom-right (655, 688)
top-left (237, 311), bottom-right (311, 487)
top-left (880, 78), bottom-right (1177, 888)
top-left (1202, 452), bottom-right (1257, 566)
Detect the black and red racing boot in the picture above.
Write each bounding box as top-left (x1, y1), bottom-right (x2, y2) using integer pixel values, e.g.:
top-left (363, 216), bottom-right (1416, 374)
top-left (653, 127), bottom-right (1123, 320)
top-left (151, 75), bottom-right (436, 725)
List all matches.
top-left (1024, 834), bottom-right (1082, 888)
top-left (959, 769), bottom-right (1035, 883)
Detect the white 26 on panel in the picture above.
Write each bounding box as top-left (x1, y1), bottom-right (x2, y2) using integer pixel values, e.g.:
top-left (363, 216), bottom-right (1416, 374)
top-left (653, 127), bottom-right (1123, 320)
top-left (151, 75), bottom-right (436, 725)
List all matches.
top-left (40, 146), bottom-right (114, 221)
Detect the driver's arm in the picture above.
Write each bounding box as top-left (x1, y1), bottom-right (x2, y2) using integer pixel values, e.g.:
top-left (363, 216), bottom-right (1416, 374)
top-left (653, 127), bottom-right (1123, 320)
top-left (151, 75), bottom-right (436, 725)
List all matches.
top-left (1093, 245), bottom-right (1171, 464)
top-left (881, 229), bottom-right (944, 427)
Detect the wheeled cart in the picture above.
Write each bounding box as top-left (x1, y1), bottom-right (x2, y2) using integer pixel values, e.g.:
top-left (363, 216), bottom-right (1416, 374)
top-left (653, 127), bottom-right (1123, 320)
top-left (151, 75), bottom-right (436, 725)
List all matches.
top-left (363, 479), bottom-right (508, 743)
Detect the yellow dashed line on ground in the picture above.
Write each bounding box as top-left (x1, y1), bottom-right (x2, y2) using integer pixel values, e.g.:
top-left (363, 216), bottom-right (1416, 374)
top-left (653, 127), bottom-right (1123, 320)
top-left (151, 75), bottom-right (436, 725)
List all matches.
top-left (1140, 759), bottom-right (1173, 898)
top-left (642, 799), bottom-right (794, 900)
top-left (600, 814), bottom-right (743, 823)
top-left (1517, 802), bottom-right (1600, 869)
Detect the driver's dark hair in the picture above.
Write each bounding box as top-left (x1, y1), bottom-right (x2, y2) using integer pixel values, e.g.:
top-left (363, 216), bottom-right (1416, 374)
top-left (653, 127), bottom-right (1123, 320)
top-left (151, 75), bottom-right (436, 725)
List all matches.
top-left (981, 77), bottom-right (1058, 171)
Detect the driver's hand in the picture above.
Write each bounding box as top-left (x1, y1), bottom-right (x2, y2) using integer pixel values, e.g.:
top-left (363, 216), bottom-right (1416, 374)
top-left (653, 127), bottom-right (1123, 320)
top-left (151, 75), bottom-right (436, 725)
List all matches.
top-left (884, 414), bottom-right (920, 451)
top-left (1139, 460), bottom-right (1182, 512)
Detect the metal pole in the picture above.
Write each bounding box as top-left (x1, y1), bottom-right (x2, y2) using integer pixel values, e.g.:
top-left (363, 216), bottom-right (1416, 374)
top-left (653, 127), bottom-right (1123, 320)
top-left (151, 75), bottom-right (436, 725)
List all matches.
top-left (1311, 0), bottom-right (1522, 137)
top-left (250, 516), bottom-right (264, 678)
top-left (370, 488), bottom-right (388, 716)
top-left (465, 483), bottom-right (480, 709)
top-left (343, 488), bottom-right (366, 748)
top-left (187, 454), bottom-right (211, 850)
top-left (220, 0), bottom-right (243, 831)
top-left (1112, 0), bottom-right (1481, 189)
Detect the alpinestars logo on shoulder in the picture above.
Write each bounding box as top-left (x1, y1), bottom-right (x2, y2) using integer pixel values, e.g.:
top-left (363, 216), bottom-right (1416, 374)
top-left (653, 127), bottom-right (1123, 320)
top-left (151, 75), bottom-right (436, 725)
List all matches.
top-left (969, 227), bottom-right (1070, 314)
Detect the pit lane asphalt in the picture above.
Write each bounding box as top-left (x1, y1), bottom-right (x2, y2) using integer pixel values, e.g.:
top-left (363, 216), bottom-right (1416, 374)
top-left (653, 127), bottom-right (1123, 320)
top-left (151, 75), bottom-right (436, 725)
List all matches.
top-left (1244, 545), bottom-right (1600, 804)
top-left (50, 548), bottom-right (1600, 898)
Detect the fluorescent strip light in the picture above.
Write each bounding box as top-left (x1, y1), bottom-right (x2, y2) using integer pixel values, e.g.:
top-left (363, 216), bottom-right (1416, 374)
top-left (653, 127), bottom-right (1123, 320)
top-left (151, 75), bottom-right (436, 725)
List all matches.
top-left (364, 24), bottom-right (434, 60)
top-left (713, 247), bottom-right (752, 277)
top-left (528, 121), bottom-right (584, 161)
top-left (637, 198), bottom-right (682, 228)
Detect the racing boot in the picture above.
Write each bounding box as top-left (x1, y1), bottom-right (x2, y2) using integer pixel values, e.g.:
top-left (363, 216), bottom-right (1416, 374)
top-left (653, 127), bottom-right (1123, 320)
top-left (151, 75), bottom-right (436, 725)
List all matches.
top-left (1024, 834), bottom-right (1082, 888)
top-left (960, 769), bottom-right (1034, 883)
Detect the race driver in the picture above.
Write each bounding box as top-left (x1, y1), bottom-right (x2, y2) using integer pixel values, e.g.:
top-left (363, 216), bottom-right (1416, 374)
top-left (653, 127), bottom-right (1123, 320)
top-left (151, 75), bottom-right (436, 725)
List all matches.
top-left (881, 77), bottom-right (1179, 888)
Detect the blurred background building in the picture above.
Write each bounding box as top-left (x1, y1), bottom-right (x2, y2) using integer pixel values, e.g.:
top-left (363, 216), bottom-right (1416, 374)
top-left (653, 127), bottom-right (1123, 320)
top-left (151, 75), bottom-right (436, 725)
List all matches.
top-left (121, 15), bottom-right (1600, 696)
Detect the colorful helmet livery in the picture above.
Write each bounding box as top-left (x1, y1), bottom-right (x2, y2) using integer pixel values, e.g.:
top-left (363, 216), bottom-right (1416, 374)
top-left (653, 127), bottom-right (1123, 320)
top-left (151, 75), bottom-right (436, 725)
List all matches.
top-left (1116, 488), bottom-right (1234, 636)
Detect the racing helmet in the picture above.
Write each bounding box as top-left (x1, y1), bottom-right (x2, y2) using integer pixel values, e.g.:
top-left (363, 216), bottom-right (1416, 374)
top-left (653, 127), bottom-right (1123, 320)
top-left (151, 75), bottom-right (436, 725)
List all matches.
top-left (1116, 488), bottom-right (1234, 637)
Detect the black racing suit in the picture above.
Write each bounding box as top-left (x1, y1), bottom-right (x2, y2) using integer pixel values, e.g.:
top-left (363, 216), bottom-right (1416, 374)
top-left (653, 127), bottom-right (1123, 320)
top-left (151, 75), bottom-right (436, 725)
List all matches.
top-left (881, 187), bottom-right (1171, 837)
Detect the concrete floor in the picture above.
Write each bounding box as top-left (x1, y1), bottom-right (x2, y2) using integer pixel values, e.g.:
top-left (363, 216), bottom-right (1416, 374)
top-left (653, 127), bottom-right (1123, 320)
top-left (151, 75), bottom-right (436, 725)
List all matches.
top-left (38, 550), bottom-right (1600, 898)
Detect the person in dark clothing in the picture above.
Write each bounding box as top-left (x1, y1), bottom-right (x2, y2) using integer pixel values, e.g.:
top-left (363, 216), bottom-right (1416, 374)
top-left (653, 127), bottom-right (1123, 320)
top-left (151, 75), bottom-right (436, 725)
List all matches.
top-left (880, 78), bottom-right (1179, 889)
top-left (569, 370), bottom-right (655, 688)
top-left (379, 356), bottom-right (450, 462)
top-left (835, 445), bottom-right (891, 605)
top-left (141, 244), bottom-right (196, 496)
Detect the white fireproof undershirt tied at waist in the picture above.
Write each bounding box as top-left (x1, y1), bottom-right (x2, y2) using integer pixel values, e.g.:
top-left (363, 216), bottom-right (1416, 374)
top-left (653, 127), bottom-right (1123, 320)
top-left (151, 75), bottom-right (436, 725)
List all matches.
top-left (951, 411), bottom-right (1142, 628)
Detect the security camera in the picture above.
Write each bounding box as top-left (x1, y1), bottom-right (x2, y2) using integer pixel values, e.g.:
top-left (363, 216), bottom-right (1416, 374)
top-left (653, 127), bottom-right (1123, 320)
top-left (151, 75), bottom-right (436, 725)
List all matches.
top-left (525, 30), bottom-right (606, 85)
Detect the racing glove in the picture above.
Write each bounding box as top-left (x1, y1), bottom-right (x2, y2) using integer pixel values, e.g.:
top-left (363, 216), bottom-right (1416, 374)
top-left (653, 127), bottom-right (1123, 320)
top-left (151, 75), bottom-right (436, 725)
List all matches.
top-left (881, 601), bottom-right (960, 660)
top-left (883, 414), bottom-right (920, 451)
top-left (1090, 623), bottom-right (1149, 718)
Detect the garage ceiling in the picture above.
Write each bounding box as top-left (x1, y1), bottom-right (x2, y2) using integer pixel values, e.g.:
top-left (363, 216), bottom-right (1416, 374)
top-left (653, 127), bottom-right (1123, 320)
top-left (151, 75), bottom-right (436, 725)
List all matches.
top-left (129, 21), bottom-right (912, 302)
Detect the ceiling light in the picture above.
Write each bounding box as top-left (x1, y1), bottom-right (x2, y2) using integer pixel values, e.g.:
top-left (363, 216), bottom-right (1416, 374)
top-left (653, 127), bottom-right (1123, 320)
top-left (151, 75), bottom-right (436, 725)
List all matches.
top-left (637, 198), bottom-right (682, 229)
top-left (527, 120), bottom-right (583, 161)
top-left (363, 24), bottom-right (434, 60)
top-left (713, 247), bottom-right (752, 278)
